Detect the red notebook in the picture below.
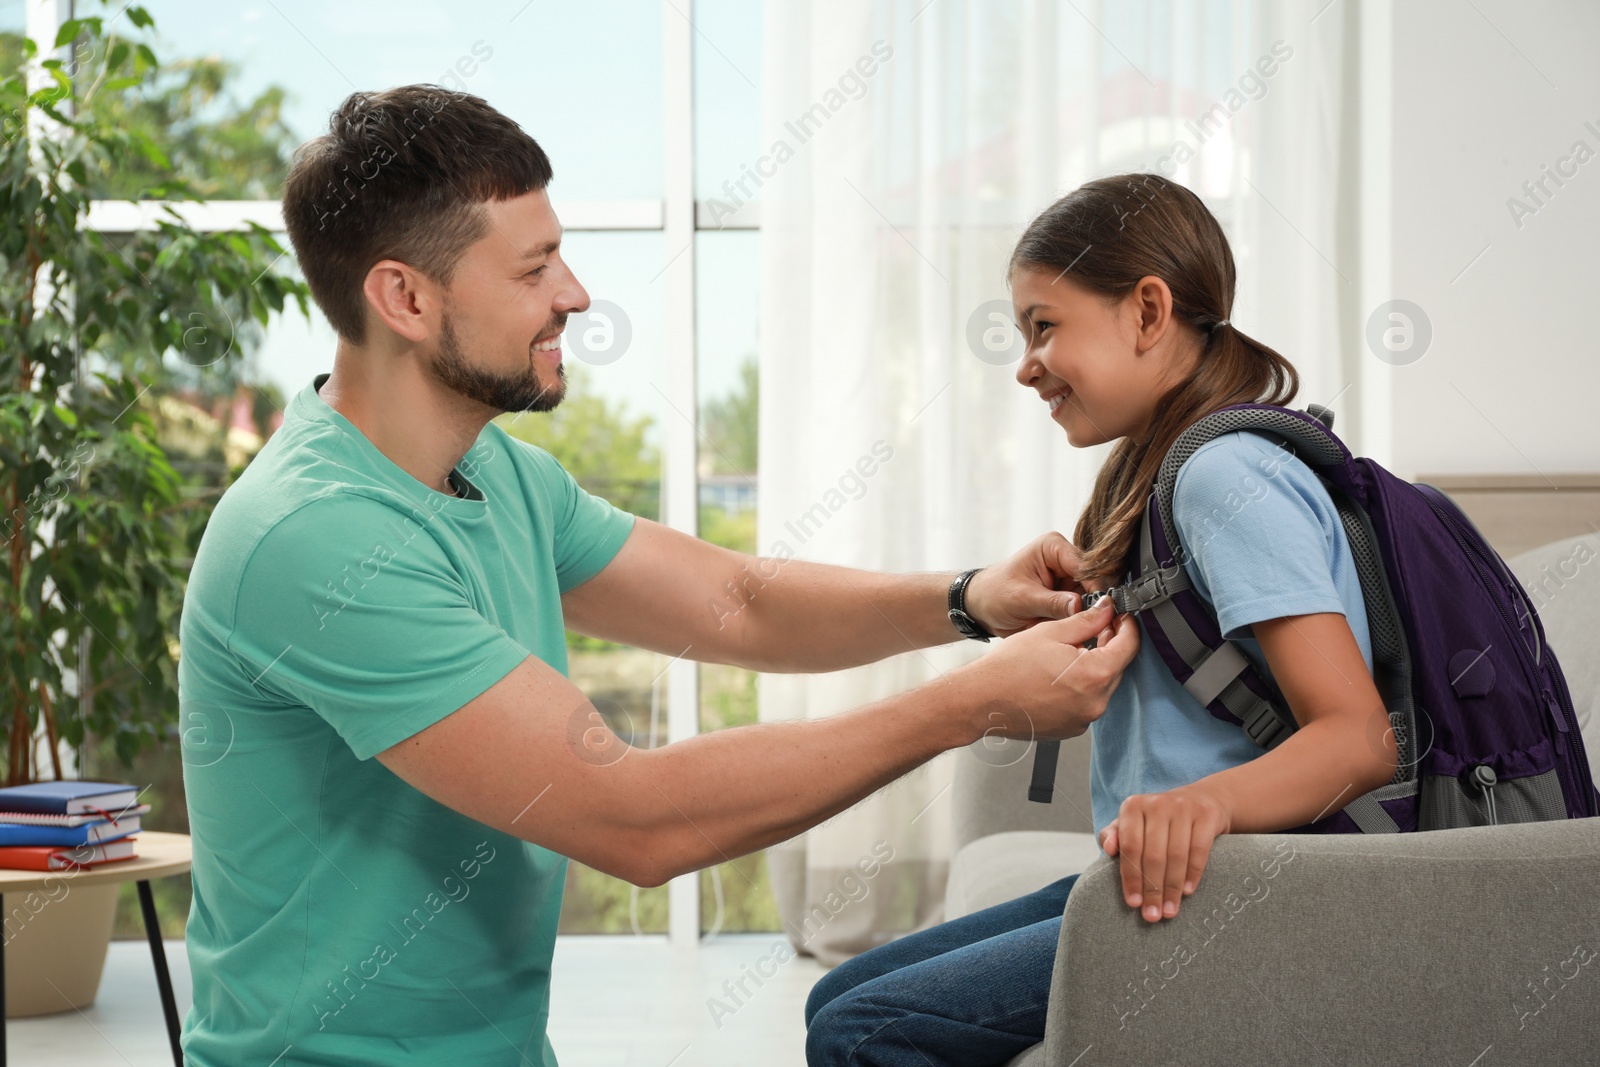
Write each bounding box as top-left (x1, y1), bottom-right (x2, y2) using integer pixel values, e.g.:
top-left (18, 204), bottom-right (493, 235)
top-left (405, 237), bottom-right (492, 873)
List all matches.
top-left (0, 838), bottom-right (138, 871)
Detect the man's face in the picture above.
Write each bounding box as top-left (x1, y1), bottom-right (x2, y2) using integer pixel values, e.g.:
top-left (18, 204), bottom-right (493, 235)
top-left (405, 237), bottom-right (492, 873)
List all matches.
top-left (431, 188), bottom-right (588, 413)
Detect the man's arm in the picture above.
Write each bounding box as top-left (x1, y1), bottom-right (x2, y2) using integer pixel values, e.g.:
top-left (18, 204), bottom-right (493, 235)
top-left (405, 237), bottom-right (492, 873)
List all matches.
top-left (560, 519), bottom-right (1087, 674)
top-left (376, 597), bottom-right (1134, 887)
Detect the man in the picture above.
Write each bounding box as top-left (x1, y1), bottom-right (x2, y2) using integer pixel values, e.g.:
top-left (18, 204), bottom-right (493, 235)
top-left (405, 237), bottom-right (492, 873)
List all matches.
top-left (177, 85), bottom-right (1138, 1066)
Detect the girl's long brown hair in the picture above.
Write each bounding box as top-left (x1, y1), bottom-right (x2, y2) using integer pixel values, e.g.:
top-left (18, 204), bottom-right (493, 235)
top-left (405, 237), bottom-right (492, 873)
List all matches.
top-left (1010, 174), bottom-right (1300, 586)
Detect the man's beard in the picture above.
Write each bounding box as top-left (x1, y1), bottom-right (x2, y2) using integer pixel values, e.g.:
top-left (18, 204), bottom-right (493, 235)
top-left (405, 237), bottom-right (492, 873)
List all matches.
top-left (430, 311), bottom-right (566, 413)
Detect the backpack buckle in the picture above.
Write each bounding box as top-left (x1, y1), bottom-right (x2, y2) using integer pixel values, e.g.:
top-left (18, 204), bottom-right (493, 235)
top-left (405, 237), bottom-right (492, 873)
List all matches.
top-left (1241, 700), bottom-right (1295, 749)
top-left (1110, 565), bottom-right (1190, 614)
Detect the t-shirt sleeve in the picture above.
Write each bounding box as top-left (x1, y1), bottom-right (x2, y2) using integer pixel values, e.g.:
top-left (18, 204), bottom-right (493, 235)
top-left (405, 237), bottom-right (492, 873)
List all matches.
top-left (1172, 431), bottom-right (1349, 641)
top-left (227, 496), bottom-right (532, 761)
top-left (513, 440), bottom-right (637, 593)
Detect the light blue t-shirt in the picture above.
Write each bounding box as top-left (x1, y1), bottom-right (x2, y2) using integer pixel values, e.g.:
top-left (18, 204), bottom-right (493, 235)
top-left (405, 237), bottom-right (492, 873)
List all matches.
top-left (1089, 429), bottom-right (1375, 834)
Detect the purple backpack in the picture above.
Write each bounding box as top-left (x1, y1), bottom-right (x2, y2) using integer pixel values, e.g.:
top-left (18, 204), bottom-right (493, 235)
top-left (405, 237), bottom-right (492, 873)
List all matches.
top-left (1029, 403), bottom-right (1599, 833)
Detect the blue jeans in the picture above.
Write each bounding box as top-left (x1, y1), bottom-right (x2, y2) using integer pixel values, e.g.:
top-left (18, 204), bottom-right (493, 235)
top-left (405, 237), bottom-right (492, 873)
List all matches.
top-left (804, 874), bottom-right (1079, 1067)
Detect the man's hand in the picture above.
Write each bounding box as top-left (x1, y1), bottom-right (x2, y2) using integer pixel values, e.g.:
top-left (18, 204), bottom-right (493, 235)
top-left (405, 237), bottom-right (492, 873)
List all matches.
top-left (964, 532), bottom-right (1095, 638)
top-left (1099, 784), bottom-right (1231, 923)
top-left (949, 597), bottom-right (1139, 744)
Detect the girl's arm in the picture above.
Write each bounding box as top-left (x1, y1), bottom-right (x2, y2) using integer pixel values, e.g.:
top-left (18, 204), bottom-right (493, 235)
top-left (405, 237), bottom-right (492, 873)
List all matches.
top-left (1100, 610), bottom-right (1398, 923)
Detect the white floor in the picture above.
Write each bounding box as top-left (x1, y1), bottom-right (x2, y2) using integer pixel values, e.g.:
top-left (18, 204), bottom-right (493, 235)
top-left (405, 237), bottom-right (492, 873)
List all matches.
top-left (4, 935), bottom-right (827, 1065)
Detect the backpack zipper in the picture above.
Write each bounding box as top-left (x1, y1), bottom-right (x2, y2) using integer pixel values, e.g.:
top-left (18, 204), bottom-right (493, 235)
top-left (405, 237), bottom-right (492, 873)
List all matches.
top-left (1548, 657), bottom-right (1599, 813)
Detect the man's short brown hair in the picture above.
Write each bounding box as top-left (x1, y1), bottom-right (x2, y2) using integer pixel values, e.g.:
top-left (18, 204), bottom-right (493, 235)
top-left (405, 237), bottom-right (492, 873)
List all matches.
top-left (282, 85), bottom-right (553, 342)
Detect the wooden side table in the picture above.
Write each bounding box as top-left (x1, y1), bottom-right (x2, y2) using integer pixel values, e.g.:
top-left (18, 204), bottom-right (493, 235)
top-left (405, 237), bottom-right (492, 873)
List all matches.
top-left (0, 830), bottom-right (191, 1066)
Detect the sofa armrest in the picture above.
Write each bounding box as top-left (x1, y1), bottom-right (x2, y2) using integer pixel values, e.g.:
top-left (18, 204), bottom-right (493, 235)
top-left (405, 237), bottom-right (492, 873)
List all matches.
top-left (1041, 818), bottom-right (1600, 1065)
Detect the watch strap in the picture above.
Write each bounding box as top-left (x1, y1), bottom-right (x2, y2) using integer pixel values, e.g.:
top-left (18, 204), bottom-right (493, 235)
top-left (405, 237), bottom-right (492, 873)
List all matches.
top-left (947, 568), bottom-right (995, 642)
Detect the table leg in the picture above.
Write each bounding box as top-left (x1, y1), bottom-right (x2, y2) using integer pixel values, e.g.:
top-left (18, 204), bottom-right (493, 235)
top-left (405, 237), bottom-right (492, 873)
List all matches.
top-left (136, 880), bottom-right (183, 1066)
top-left (2, 906), bottom-right (8, 1067)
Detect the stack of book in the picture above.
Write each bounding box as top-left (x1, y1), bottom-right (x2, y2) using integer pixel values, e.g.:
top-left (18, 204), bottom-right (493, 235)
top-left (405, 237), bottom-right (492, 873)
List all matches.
top-left (0, 781), bottom-right (146, 871)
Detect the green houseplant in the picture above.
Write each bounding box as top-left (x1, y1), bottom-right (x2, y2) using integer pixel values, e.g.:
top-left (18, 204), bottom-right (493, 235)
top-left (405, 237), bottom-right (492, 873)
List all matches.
top-left (2, 7), bottom-right (304, 786)
top-left (1, 6), bottom-right (306, 1015)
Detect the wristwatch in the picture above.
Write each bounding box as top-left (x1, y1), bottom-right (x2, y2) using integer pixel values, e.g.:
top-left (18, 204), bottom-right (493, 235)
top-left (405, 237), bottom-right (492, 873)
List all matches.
top-left (947, 567), bottom-right (995, 642)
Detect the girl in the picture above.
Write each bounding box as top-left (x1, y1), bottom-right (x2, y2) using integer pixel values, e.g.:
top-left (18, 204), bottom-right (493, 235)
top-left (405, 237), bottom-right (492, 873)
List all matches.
top-left (803, 174), bottom-right (1398, 1066)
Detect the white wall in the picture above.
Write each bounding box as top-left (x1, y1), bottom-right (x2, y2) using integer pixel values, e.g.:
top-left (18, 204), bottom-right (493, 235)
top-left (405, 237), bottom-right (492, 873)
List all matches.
top-left (1385, 0), bottom-right (1600, 479)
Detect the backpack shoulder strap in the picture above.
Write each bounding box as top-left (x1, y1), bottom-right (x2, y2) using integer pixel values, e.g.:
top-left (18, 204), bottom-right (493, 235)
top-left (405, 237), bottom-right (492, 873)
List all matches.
top-left (1114, 404), bottom-right (1348, 751)
top-left (1150, 403), bottom-right (1347, 567)
top-left (1124, 495), bottom-right (1300, 749)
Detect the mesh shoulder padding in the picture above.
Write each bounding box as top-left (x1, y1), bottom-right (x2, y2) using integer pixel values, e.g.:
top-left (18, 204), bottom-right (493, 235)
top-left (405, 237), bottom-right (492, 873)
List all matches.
top-left (1331, 496), bottom-right (1402, 666)
top-left (1331, 494), bottom-right (1416, 786)
top-left (1154, 406), bottom-right (1348, 558)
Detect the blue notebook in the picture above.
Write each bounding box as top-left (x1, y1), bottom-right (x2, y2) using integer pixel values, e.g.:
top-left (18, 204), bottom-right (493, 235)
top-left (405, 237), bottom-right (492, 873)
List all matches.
top-left (0, 820), bottom-right (139, 848)
top-left (0, 781), bottom-right (138, 816)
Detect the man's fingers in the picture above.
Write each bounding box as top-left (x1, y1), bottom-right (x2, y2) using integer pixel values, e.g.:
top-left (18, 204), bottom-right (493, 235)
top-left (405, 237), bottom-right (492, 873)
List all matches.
top-left (1092, 609), bottom-right (1141, 668)
top-left (991, 586), bottom-right (1076, 632)
top-left (1099, 825), bottom-right (1119, 856)
top-left (1040, 533), bottom-right (1086, 589)
top-left (1036, 597), bottom-right (1116, 646)
top-left (1033, 587), bottom-right (1077, 620)
top-left (1037, 589), bottom-right (1081, 622)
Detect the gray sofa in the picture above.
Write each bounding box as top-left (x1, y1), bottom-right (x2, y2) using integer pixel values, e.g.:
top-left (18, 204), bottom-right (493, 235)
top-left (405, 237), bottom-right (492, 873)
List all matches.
top-left (945, 534), bottom-right (1600, 1065)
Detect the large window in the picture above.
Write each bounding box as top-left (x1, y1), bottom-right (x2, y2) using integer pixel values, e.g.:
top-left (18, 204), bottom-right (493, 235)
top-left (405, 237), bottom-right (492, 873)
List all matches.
top-left (33, 0), bottom-right (768, 942)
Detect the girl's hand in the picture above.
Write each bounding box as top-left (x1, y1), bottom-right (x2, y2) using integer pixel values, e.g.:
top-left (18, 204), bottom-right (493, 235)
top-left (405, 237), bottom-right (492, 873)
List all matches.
top-left (1098, 785), bottom-right (1231, 922)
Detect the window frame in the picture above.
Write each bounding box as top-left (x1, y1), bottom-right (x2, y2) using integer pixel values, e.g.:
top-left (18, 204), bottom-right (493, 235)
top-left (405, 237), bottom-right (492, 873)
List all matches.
top-left (35, 0), bottom-right (758, 946)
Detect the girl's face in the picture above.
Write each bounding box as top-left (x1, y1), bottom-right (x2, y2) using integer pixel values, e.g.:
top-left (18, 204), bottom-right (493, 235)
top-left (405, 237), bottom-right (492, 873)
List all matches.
top-left (1011, 268), bottom-right (1200, 448)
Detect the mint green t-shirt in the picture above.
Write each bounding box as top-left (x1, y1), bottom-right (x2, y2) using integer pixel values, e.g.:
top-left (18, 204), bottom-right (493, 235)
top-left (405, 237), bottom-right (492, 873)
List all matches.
top-left (178, 373), bottom-right (635, 1066)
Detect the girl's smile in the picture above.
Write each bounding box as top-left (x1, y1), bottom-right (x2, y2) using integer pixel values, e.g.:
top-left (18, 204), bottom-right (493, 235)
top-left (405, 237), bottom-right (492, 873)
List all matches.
top-left (1010, 267), bottom-right (1202, 449)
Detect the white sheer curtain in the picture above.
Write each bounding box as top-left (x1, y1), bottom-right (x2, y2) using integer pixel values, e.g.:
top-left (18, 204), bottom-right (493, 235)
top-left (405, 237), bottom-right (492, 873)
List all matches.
top-left (756, 0), bottom-right (1358, 965)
